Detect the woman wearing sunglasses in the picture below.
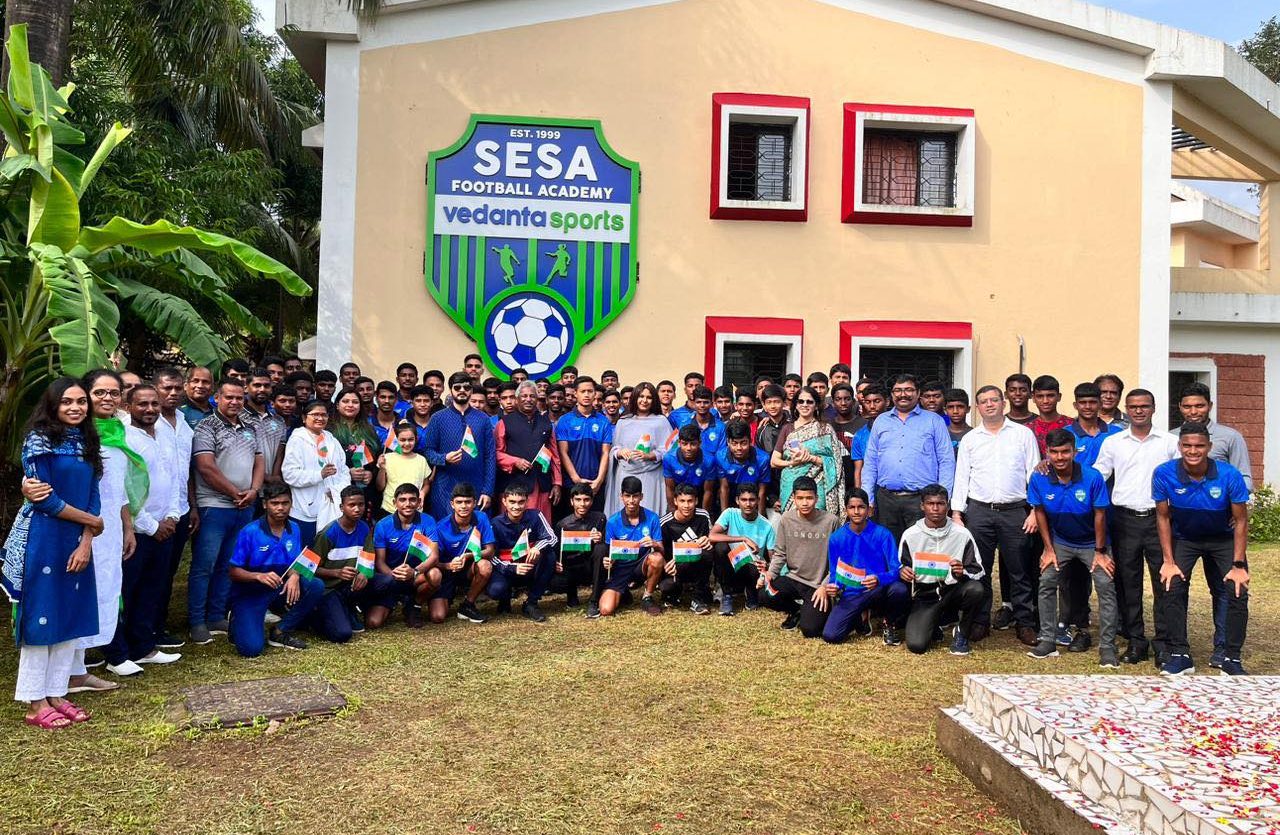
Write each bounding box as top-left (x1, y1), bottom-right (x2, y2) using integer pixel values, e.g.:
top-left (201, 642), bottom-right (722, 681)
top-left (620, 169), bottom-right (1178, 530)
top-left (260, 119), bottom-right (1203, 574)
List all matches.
top-left (771, 386), bottom-right (846, 515)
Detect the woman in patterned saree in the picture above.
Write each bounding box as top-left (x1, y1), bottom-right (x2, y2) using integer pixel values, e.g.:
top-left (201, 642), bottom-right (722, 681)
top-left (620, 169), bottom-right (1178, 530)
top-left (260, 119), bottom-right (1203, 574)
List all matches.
top-left (771, 387), bottom-right (846, 514)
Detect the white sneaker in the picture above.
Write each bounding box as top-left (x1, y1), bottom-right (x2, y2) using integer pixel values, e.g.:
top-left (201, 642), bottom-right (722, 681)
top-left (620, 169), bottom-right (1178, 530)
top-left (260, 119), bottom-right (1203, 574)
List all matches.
top-left (106, 659), bottom-right (144, 676)
top-left (137, 650), bottom-right (181, 665)
top-left (263, 611), bottom-right (281, 626)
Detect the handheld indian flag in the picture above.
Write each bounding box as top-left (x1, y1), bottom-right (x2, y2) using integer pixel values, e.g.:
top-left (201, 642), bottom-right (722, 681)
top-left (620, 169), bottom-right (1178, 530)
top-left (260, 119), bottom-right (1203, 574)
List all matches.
top-left (316, 436), bottom-right (330, 467)
top-left (560, 530), bottom-right (593, 555)
top-left (356, 550), bottom-right (376, 579)
top-left (635, 433), bottom-right (653, 455)
top-left (290, 547), bottom-right (321, 580)
top-left (913, 552), bottom-right (952, 581)
top-left (500, 529), bottom-right (531, 563)
top-left (834, 559), bottom-right (866, 590)
top-left (672, 541), bottom-right (703, 564)
top-left (762, 572), bottom-right (779, 597)
top-left (609, 539), bottom-right (642, 562)
top-left (350, 440), bottom-right (374, 468)
top-left (728, 542), bottom-right (754, 571)
top-left (533, 445), bottom-right (553, 472)
top-left (460, 425), bottom-right (478, 458)
top-left (464, 527), bottom-right (484, 563)
top-left (383, 430), bottom-right (402, 454)
top-left (407, 530), bottom-right (432, 565)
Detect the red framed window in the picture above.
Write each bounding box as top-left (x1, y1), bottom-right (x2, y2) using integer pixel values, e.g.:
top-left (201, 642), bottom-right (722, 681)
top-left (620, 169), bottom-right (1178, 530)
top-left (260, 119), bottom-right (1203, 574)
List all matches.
top-left (705, 317), bottom-right (804, 389)
top-left (711, 93), bottom-right (810, 222)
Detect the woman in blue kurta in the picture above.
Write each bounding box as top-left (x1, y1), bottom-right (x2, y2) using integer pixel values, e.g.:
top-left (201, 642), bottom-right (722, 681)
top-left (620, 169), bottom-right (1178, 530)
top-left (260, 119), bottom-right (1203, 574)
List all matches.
top-left (2, 378), bottom-right (105, 728)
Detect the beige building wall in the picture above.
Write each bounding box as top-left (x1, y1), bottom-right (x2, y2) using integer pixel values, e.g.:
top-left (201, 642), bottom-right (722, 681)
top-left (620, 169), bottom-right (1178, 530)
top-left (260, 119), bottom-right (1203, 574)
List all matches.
top-left (1171, 228), bottom-right (1256, 269)
top-left (350, 0), bottom-right (1144, 390)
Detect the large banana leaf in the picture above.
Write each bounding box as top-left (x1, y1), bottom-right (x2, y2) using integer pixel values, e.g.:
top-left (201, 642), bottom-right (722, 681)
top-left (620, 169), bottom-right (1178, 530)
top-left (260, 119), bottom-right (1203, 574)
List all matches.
top-left (28, 165), bottom-right (80, 249)
top-left (101, 273), bottom-right (230, 368)
top-left (32, 244), bottom-right (120, 377)
top-left (78, 123), bottom-right (132, 196)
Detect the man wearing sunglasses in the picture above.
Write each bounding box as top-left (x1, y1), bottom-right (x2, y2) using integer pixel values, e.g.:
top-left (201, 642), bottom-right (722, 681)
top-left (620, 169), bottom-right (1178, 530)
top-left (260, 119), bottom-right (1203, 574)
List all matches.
top-left (419, 372), bottom-right (496, 518)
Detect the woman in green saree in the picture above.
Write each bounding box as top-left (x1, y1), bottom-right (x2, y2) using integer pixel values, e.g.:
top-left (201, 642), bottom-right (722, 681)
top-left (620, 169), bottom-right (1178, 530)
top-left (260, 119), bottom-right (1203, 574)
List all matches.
top-left (770, 386), bottom-right (846, 515)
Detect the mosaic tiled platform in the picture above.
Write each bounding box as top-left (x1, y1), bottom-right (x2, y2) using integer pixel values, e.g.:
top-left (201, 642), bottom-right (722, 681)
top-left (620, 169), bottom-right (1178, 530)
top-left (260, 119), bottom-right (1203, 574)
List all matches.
top-left (939, 675), bottom-right (1280, 835)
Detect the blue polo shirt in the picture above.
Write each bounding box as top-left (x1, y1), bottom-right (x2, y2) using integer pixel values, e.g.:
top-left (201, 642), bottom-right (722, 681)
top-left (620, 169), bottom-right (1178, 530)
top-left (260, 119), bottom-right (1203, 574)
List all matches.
top-left (716, 446), bottom-right (772, 487)
top-left (692, 415), bottom-right (726, 456)
top-left (1027, 464), bottom-right (1110, 548)
top-left (373, 513), bottom-right (436, 568)
top-left (668, 405), bottom-right (695, 429)
top-left (229, 518), bottom-right (303, 591)
top-left (849, 425), bottom-right (871, 462)
top-left (662, 447), bottom-right (719, 489)
top-left (432, 509), bottom-right (495, 559)
top-left (556, 409), bottom-right (615, 482)
top-left (1152, 459), bottom-right (1249, 541)
top-left (1065, 420), bottom-right (1120, 468)
top-left (605, 508), bottom-right (662, 560)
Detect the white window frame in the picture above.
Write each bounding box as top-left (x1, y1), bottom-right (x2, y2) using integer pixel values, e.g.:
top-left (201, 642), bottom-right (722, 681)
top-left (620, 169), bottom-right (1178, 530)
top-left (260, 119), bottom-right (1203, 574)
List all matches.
top-left (715, 333), bottom-right (803, 384)
top-left (717, 104), bottom-right (808, 215)
top-left (846, 335), bottom-right (974, 395)
top-left (851, 110), bottom-right (975, 221)
top-left (1169, 356), bottom-right (1218, 421)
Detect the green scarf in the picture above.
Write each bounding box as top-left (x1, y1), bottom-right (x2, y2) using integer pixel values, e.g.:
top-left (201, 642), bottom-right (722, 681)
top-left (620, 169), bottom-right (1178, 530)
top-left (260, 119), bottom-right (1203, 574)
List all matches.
top-left (95, 416), bottom-right (149, 516)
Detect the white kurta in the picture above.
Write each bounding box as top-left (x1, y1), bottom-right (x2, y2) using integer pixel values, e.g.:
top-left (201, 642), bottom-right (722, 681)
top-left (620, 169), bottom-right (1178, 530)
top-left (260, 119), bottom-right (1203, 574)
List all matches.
top-left (80, 446), bottom-right (126, 649)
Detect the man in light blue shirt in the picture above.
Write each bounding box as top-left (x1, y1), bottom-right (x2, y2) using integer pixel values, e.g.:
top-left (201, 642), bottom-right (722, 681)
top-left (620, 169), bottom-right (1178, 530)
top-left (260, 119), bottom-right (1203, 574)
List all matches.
top-left (862, 374), bottom-right (955, 545)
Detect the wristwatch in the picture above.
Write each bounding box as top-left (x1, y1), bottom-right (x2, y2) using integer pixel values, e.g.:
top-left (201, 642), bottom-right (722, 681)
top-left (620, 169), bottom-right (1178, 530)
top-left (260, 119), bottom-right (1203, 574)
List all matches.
top-left (1232, 560), bottom-right (1248, 569)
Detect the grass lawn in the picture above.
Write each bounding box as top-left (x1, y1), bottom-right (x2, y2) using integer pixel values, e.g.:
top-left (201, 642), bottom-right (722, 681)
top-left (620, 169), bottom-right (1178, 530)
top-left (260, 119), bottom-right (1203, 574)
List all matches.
top-left (2, 548), bottom-right (1276, 835)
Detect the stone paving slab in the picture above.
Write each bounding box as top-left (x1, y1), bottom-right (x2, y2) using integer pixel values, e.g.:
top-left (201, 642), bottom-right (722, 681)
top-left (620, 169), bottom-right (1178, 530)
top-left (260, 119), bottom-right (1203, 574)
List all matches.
top-left (173, 675), bottom-right (347, 729)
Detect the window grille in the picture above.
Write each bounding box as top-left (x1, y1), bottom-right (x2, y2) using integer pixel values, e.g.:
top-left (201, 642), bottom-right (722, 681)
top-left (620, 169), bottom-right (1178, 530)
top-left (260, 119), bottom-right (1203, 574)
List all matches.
top-left (862, 129), bottom-right (957, 208)
top-left (727, 123), bottom-right (793, 202)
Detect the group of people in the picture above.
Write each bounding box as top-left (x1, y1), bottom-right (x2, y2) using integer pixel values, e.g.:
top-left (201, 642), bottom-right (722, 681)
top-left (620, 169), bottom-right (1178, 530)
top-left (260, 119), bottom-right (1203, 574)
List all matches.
top-left (3, 353), bottom-right (1255, 730)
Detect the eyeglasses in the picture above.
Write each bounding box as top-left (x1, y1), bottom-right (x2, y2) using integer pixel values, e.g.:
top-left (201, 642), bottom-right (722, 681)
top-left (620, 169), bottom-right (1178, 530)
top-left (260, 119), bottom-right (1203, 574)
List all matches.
top-left (451, 384), bottom-right (471, 392)
top-left (891, 388), bottom-right (916, 395)
top-left (796, 399), bottom-right (816, 406)
top-left (91, 389), bottom-right (121, 399)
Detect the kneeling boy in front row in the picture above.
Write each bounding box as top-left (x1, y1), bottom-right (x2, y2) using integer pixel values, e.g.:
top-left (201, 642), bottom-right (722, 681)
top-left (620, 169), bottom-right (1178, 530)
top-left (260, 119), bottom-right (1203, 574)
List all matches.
top-left (599, 476), bottom-right (665, 616)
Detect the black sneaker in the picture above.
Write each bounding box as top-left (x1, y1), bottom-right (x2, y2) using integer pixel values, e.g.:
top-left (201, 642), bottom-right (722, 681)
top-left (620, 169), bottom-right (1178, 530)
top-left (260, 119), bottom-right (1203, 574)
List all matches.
top-left (495, 599), bottom-right (512, 615)
top-left (1027, 641), bottom-right (1059, 659)
top-left (640, 596), bottom-right (663, 616)
top-left (456, 601), bottom-right (488, 624)
top-left (992, 606), bottom-right (1014, 631)
top-left (1099, 648), bottom-right (1120, 669)
top-left (155, 632), bottom-right (186, 649)
top-left (1209, 647), bottom-right (1226, 669)
top-left (350, 611), bottom-right (366, 633)
top-left (565, 591), bottom-right (581, 608)
top-left (522, 601), bottom-right (547, 623)
top-left (404, 605), bottom-right (423, 629)
top-left (267, 629), bottom-right (308, 651)
top-left (189, 624), bottom-right (213, 645)
top-left (207, 619), bottom-right (230, 635)
top-left (1122, 642), bottom-right (1149, 665)
top-left (1219, 658), bottom-right (1248, 676)
top-left (1068, 630), bottom-right (1092, 653)
top-left (585, 601), bottom-right (601, 619)
top-left (882, 626), bottom-right (902, 646)
top-left (780, 611), bottom-right (802, 631)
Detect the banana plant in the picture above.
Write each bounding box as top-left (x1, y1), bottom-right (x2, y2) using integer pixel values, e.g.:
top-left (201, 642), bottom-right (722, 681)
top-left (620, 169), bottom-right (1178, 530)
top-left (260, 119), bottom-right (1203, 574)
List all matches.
top-left (0, 24), bottom-right (311, 463)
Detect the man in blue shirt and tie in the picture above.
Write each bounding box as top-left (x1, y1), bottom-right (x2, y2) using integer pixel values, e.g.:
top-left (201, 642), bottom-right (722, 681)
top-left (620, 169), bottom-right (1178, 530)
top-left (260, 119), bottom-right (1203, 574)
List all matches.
top-left (1154, 422), bottom-right (1252, 676)
top-left (862, 374), bottom-right (955, 545)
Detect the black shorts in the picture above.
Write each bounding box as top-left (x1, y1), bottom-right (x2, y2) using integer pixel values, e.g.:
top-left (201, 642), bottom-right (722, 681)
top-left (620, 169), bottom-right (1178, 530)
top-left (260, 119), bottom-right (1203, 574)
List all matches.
top-left (603, 558), bottom-right (647, 594)
top-left (432, 564), bottom-right (472, 601)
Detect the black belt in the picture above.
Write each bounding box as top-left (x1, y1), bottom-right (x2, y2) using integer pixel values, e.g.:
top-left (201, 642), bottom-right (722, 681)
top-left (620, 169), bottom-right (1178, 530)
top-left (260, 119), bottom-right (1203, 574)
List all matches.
top-left (880, 489), bottom-right (921, 497)
top-left (969, 499), bottom-right (1028, 512)
top-left (1115, 506), bottom-right (1155, 518)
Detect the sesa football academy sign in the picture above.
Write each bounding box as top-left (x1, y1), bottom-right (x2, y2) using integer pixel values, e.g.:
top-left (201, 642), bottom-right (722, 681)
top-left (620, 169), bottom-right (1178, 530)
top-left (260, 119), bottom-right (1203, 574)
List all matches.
top-left (425, 115), bottom-right (640, 380)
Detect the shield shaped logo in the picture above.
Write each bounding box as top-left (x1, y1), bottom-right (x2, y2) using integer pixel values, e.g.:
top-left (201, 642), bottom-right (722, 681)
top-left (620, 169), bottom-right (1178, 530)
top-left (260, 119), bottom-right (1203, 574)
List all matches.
top-left (425, 115), bottom-right (640, 379)
top-left (1209, 486), bottom-right (1222, 499)
top-left (1074, 489), bottom-right (1087, 502)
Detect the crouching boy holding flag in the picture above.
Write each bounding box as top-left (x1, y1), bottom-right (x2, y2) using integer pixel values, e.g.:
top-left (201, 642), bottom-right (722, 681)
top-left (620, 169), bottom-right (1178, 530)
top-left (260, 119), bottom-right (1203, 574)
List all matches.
top-left (897, 484), bottom-right (985, 656)
top-left (226, 483), bottom-right (326, 656)
top-left (487, 484), bottom-right (558, 622)
top-left (819, 489), bottom-right (909, 645)
top-left (599, 476), bottom-right (665, 617)
top-left (427, 482), bottom-right (495, 625)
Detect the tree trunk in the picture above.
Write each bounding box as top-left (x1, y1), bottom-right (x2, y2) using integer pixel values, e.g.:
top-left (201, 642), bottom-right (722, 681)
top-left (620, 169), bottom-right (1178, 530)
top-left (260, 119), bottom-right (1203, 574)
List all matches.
top-left (2, 0), bottom-right (74, 87)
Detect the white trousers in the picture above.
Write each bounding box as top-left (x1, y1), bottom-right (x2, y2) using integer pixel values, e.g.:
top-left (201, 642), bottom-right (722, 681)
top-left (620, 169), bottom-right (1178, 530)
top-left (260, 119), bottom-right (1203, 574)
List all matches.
top-left (15, 640), bottom-right (78, 702)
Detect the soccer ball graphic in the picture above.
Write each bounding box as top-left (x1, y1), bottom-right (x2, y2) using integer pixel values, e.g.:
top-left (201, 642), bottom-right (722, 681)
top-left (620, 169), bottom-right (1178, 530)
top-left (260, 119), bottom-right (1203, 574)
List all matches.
top-left (489, 296), bottom-right (572, 376)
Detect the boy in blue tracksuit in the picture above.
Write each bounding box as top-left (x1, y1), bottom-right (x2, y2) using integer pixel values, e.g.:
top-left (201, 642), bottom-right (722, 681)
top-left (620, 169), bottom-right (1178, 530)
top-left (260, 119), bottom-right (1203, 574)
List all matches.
top-left (227, 484), bottom-right (325, 656)
top-left (370, 483), bottom-right (438, 629)
top-left (819, 488), bottom-right (909, 645)
top-left (487, 484), bottom-right (558, 622)
top-left (428, 482), bottom-right (495, 625)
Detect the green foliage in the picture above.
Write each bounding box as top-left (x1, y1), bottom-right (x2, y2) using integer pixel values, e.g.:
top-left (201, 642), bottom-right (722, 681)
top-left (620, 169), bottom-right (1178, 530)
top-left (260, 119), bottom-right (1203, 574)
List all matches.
top-left (1250, 483), bottom-right (1280, 542)
top-left (1240, 17), bottom-right (1280, 83)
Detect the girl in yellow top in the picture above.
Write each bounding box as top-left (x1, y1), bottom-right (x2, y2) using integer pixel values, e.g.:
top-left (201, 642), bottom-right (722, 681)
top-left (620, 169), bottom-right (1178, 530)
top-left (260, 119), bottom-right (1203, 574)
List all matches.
top-left (376, 422), bottom-right (432, 516)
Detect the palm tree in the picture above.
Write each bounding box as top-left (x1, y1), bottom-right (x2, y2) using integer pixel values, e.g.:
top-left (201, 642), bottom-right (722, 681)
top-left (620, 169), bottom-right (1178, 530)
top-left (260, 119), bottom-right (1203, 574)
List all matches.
top-left (2, 0), bottom-right (73, 85)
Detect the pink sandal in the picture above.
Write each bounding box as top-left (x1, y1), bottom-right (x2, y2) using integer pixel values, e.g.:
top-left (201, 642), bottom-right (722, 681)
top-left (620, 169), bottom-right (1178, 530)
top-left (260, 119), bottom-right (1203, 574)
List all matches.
top-left (53, 700), bottom-right (90, 723)
top-left (24, 706), bottom-right (71, 730)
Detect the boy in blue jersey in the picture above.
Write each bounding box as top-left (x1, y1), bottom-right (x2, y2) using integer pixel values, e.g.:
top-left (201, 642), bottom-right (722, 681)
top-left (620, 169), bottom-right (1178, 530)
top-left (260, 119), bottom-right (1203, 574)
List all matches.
top-left (428, 482), bottom-right (495, 625)
top-left (710, 483), bottom-right (776, 616)
top-left (600, 476), bottom-right (665, 617)
top-left (487, 484), bottom-right (558, 623)
top-left (1026, 430), bottom-right (1118, 667)
top-left (226, 484), bottom-right (325, 656)
top-left (663, 423), bottom-right (718, 509)
top-left (370, 483), bottom-right (439, 628)
top-left (667, 372), bottom-right (705, 429)
top-left (819, 489), bottom-right (909, 645)
top-left (849, 384), bottom-right (887, 490)
top-left (555, 377), bottom-right (614, 511)
top-left (1154, 422), bottom-right (1252, 676)
top-left (717, 419), bottom-right (771, 511)
top-left (307, 486), bottom-right (378, 643)
top-left (686, 385), bottom-right (726, 458)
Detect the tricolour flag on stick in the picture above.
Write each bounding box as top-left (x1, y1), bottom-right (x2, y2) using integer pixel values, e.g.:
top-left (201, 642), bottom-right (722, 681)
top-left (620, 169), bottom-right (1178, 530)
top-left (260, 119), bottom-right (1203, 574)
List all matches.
top-left (635, 433), bottom-right (653, 455)
top-left (316, 436), bottom-right (330, 467)
top-left (383, 430), bottom-right (402, 454)
top-left (533, 445), bottom-right (553, 472)
top-left (609, 539), bottom-right (642, 562)
top-left (290, 547), bottom-right (321, 580)
top-left (762, 572), bottom-right (779, 597)
top-left (560, 530), bottom-right (593, 555)
top-left (461, 425), bottom-right (478, 458)
top-left (351, 441), bottom-right (374, 468)
top-left (834, 559), bottom-right (866, 590)
top-left (913, 552), bottom-right (952, 581)
top-left (672, 541), bottom-right (703, 564)
top-left (464, 527), bottom-right (484, 563)
top-left (501, 529), bottom-right (530, 563)
top-left (407, 530), bottom-right (432, 565)
top-left (356, 550), bottom-right (376, 579)
top-left (728, 542), bottom-right (754, 571)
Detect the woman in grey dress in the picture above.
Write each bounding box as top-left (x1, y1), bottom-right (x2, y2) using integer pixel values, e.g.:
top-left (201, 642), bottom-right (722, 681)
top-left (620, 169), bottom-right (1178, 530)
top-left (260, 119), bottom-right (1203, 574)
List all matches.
top-left (604, 382), bottom-right (673, 518)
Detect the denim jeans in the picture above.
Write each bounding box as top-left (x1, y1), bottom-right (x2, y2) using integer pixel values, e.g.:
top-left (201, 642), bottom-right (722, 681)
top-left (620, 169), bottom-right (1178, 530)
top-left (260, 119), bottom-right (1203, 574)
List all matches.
top-left (188, 505), bottom-right (253, 628)
top-left (228, 575), bottom-right (326, 657)
top-left (1037, 542), bottom-right (1118, 651)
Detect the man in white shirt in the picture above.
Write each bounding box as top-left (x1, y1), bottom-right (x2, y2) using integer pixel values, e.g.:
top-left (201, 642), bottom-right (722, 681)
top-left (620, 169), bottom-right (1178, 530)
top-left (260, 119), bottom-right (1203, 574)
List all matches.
top-left (103, 385), bottom-right (184, 676)
top-left (951, 385), bottom-right (1041, 645)
top-left (1092, 388), bottom-right (1178, 667)
top-left (153, 367), bottom-right (197, 649)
